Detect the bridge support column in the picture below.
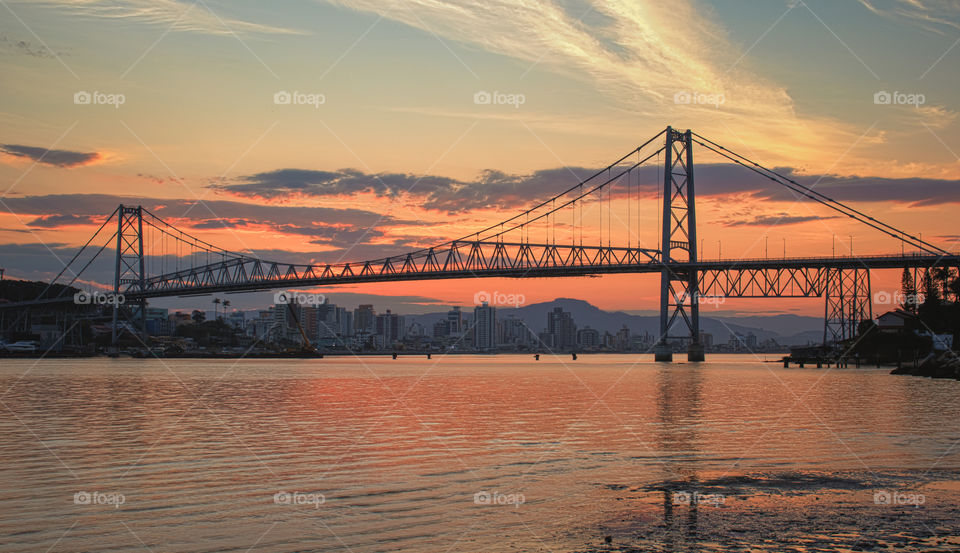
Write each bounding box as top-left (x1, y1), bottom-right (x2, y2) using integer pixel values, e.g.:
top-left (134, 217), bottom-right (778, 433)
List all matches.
top-left (823, 268), bottom-right (871, 345)
top-left (687, 342), bottom-right (705, 362)
top-left (654, 342), bottom-right (673, 362)
top-left (111, 205), bottom-right (147, 349)
top-left (656, 127), bottom-right (702, 361)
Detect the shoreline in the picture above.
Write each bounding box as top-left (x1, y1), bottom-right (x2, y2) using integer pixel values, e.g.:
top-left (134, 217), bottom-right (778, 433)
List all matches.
top-left (0, 350), bottom-right (793, 360)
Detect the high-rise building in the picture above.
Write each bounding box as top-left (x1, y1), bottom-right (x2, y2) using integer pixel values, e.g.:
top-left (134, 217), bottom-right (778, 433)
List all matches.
top-left (227, 311), bottom-right (245, 330)
top-left (473, 302), bottom-right (497, 351)
top-left (251, 310), bottom-right (274, 340)
top-left (316, 302), bottom-right (339, 340)
top-left (547, 307), bottom-right (577, 350)
top-left (615, 325), bottom-right (630, 350)
top-left (577, 326), bottom-right (600, 348)
top-left (498, 315), bottom-right (532, 347)
top-left (354, 304), bottom-right (376, 334)
top-left (144, 307), bottom-right (169, 336)
top-left (447, 306), bottom-right (463, 336)
top-left (273, 303), bottom-right (305, 344)
top-left (338, 308), bottom-right (353, 338)
top-left (301, 305), bottom-right (320, 341)
top-left (602, 331), bottom-right (615, 348)
top-left (375, 309), bottom-right (404, 346)
top-left (699, 331), bottom-right (714, 348)
top-left (537, 331), bottom-right (554, 348)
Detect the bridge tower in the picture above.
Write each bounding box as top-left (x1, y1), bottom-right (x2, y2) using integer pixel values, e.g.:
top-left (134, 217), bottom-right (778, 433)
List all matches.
top-left (823, 268), bottom-right (872, 345)
top-left (654, 128), bottom-right (704, 362)
top-left (111, 205), bottom-right (146, 347)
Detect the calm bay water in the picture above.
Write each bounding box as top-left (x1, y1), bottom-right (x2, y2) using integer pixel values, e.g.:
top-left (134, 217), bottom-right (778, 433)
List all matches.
top-left (1, 354), bottom-right (958, 552)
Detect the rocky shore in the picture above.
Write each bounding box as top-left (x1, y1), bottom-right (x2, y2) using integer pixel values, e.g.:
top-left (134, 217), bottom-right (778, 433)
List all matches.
top-left (891, 350), bottom-right (960, 380)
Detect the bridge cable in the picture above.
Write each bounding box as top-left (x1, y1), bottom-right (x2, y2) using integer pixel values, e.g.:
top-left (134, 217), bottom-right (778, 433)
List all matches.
top-left (31, 206), bottom-right (121, 301)
top-left (453, 128), bottom-right (666, 245)
top-left (691, 133), bottom-right (948, 256)
top-left (695, 137), bottom-right (931, 253)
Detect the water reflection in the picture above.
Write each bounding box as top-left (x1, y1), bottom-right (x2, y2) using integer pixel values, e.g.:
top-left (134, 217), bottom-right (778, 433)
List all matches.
top-left (654, 365), bottom-right (704, 552)
top-left (1, 356), bottom-right (958, 552)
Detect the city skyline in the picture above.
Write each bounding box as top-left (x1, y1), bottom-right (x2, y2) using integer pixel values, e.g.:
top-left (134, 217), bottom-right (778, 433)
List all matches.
top-left (134, 296), bottom-right (781, 354)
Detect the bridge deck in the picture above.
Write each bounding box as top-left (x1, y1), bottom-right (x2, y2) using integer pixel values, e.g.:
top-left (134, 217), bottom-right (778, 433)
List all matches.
top-left (5, 253), bottom-right (956, 308)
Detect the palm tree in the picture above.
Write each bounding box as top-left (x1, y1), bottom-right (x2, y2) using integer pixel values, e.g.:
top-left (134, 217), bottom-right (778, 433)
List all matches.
top-left (212, 298), bottom-right (221, 320)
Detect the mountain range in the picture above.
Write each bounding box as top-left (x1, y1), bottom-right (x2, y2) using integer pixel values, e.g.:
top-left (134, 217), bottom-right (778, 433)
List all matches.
top-left (406, 298), bottom-right (823, 346)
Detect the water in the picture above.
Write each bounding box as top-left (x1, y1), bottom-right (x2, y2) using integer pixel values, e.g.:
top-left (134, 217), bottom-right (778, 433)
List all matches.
top-left (1, 354), bottom-right (958, 552)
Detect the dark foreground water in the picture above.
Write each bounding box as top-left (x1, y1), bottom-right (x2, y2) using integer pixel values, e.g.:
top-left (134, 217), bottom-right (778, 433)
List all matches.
top-left (1, 354), bottom-right (958, 552)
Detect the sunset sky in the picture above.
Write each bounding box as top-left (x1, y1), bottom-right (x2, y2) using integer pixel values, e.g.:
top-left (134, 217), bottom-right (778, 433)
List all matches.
top-left (1, 0), bottom-right (958, 316)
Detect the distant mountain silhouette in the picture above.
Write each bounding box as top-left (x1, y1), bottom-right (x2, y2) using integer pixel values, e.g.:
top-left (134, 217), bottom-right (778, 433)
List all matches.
top-left (407, 298), bottom-right (822, 346)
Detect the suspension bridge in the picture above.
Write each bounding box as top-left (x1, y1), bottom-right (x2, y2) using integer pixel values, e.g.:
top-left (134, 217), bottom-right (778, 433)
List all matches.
top-left (3, 127), bottom-right (958, 360)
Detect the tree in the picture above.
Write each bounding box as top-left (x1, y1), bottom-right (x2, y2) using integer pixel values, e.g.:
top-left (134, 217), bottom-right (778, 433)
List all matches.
top-left (191, 309), bottom-right (206, 324)
top-left (933, 267), bottom-right (954, 301)
top-left (950, 275), bottom-right (960, 303)
top-left (901, 268), bottom-right (918, 312)
top-left (922, 270), bottom-right (941, 306)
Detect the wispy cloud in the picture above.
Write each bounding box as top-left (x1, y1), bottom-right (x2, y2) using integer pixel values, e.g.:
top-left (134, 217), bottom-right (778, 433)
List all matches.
top-left (718, 213), bottom-right (838, 227)
top-left (856, 0), bottom-right (960, 33)
top-left (26, 213), bottom-right (100, 227)
top-left (319, 0), bottom-right (887, 170)
top-left (21, 0), bottom-right (301, 36)
top-left (0, 144), bottom-right (100, 167)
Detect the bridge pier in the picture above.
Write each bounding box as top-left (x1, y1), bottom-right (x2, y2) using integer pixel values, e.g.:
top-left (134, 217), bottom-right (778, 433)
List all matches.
top-left (654, 342), bottom-right (673, 362)
top-left (687, 343), bottom-right (705, 362)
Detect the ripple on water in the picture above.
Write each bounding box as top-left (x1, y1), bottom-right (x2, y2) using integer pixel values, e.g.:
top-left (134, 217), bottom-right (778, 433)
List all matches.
top-left (0, 356), bottom-right (958, 552)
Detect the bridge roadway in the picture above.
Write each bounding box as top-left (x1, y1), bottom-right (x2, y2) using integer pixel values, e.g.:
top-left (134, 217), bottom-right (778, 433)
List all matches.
top-left (134, 250), bottom-right (960, 298)
top-left (3, 250), bottom-right (957, 308)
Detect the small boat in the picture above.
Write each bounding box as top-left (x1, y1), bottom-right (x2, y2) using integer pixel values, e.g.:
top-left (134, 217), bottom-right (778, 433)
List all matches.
top-left (4, 341), bottom-right (38, 353)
